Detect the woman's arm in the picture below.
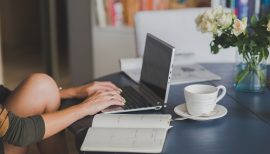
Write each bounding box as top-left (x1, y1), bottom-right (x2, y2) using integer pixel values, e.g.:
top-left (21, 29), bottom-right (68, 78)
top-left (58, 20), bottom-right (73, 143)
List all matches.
top-left (43, 90), bottom-right (124, 138)
top-left (1, 90), bottom-right (124, 146)
top-left (41, 102), bottom-right (86, 138)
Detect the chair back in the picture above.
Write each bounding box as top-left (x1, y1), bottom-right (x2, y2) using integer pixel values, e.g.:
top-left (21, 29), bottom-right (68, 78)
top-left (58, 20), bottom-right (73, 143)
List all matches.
top-left (134, 8), bottom-right (236, 63)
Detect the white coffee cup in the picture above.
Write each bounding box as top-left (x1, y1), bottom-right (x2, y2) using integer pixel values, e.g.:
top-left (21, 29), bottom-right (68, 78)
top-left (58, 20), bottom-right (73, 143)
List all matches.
top-left (184, 84), bottom-right (226, 116)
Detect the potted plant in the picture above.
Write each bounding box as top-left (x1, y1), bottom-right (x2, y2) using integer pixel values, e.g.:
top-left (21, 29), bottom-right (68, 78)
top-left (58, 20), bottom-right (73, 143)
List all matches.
top-left (195, 6), bottom-right (269, 92)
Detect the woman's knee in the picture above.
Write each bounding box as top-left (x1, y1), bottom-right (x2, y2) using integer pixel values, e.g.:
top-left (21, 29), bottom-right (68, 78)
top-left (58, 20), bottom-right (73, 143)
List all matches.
top-left (5, 73), bottom-right (60, 117)
top-left (26, 73), bottom-right (57, 89)
top-left (24, 73), bottom-right (61, 112)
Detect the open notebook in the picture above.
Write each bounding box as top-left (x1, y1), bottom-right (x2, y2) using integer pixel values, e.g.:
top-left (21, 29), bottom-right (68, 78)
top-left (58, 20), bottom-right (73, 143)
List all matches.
top-left (80, 114), bottom-right (172, 153)
top-left (120, 55), bottom-right (221, 84)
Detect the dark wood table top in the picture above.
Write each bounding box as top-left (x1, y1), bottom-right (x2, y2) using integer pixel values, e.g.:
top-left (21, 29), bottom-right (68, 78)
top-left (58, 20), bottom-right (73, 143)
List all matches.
top-left (63, 63), bottom-right (270, 154)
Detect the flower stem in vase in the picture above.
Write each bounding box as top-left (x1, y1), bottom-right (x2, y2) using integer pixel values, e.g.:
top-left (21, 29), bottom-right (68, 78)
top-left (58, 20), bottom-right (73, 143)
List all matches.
top-left (234, 61), bottom-right (266, 92)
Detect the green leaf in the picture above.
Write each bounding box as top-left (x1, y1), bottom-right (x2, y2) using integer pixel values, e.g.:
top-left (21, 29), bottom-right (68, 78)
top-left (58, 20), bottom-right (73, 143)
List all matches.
top-left (235, 67), bottom-right (250, 86)
top-left (263, 48), bottom-right (269, 59)
top-left (250, 40), bottom-right (257, 49)
top-left (259, 49), bottom-right (263, 62)
top-left (210, 43), bottom-right (219, 54)
top-left (267, 14), bottom-right (270, 20)
top-left (256, 69), bottom-right (266, 85)
top-left (250, 15), bottom-right (258, 27)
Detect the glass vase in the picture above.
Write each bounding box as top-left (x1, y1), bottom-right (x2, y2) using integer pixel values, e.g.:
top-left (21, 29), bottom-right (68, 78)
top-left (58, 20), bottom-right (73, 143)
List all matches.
top-left (234, 53), bottom-right (267, 92)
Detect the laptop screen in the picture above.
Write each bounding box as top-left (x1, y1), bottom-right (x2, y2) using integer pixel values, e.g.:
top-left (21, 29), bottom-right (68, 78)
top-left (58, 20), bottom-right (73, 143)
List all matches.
top-left (140, 33), bottom-right (175, 101)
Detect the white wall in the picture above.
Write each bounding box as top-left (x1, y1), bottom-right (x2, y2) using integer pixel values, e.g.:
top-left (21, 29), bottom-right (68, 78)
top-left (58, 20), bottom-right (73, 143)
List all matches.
top-left (91, 0), bottom-right (136, 78)
top-left (93, 27), bottom-right (136, 78)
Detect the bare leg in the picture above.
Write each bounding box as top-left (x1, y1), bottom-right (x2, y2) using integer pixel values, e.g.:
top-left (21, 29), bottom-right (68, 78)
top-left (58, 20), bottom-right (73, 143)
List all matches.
top-left (3, 73), bottom-right (68, 154)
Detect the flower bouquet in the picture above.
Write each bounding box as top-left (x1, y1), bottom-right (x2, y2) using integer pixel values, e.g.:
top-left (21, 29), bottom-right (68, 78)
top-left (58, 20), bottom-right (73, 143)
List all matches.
top-left (195, 6), bottom-right (270, 92)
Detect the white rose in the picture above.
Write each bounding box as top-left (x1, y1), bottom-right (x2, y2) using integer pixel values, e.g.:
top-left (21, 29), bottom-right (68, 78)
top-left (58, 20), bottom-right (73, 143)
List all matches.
top-left (199, 20), bottom-right (217, 33)
top-left (195, 14), bottom-right (203, 27)
top-left (267, 20), bottom-right (270, 32)
top-left (201, 10), bottom-right (218, 33)
top-left (212, 6), bottom-right (224, 19)
top-left (203, 10), bottom-right (215, 22)
top-left (232, 18), bottom-right (247, 36)
top-left (217, 13), bottom-right (233, 28)
top-left (196, 6), bottom-right (228, 33)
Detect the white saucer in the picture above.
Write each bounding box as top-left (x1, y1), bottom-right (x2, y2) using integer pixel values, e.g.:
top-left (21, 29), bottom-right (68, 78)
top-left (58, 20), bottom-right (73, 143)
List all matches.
top-left (174, 103), bottom-right (227, 121)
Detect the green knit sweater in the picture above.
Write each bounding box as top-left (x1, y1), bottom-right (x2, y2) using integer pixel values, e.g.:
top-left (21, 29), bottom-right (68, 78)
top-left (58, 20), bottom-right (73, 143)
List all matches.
top-left (0, 107), bottom-right (45, 153)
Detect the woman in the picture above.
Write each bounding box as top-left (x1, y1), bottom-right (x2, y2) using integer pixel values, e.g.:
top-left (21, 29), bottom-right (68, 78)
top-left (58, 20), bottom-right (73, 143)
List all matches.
top-left (0, 73), bottom-right (125, 154)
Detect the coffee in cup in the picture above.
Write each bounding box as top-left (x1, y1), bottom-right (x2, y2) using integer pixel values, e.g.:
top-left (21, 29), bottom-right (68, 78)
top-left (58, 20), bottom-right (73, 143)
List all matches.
top-left (184, 84), bottom-right (226, 116)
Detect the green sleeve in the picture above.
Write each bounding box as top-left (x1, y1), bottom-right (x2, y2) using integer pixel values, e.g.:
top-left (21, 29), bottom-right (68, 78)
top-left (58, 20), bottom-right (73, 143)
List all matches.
top-left (2, 112), bottom-right (45, 147)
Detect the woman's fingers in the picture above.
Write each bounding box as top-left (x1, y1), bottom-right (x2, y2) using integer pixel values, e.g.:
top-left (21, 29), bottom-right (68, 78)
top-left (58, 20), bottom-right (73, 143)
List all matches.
top-left (78, 81), bottom-right (122, 98)
top-left (89, 91), bottom-right (125, 104)
top-left (107, 99), bottom-right (125, 106)
top-left (95, 86), bottom-right (121, 94)
top-left (93, 81), bottom-right (122, 92)
top-left (98, 91), bottom-right (125, 103)
top-left (97, 81), bottom-right (122, 91)
top-left (81, 90), bottom-right (126, 115)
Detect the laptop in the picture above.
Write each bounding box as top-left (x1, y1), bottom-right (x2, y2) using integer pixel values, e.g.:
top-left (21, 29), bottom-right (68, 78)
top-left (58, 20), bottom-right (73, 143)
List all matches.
top-left (102, 33), bottom-right (175, 113)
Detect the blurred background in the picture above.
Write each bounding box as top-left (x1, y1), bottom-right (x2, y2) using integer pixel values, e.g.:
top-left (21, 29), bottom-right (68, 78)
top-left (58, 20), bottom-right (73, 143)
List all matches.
top-left (0, 0), bottom-right (266, 153)
top-left (0, 0), bottom-right (211, 90)
top-left (0, 0), bottom-right (69, 89)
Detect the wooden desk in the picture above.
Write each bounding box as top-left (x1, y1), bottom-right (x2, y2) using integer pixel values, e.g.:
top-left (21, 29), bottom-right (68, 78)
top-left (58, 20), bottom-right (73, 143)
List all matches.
top-left (65, 63), bottom-right (270, 154)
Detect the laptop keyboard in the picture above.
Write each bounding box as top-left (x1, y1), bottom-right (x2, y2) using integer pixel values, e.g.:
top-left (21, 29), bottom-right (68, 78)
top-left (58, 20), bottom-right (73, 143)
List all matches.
top-left (121, 85), bottom-right (162, 110)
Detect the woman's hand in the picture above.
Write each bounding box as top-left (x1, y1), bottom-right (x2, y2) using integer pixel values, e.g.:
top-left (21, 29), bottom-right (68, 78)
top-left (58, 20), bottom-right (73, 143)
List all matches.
top-left (81, 90), bottom-right (125, 115)
top-left (41, 90), bottom-right (125, 139)
top-left (60, 81), bottom-right (122, 99)
top-left (76, 81), bottom-right (122, 98)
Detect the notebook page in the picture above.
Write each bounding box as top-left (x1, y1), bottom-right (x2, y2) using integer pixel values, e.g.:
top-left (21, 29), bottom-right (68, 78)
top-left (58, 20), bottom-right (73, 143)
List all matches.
top-left (92, 114), bottom-right (171, 129)
top-left (80, 127), bottom-right (168, 153)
